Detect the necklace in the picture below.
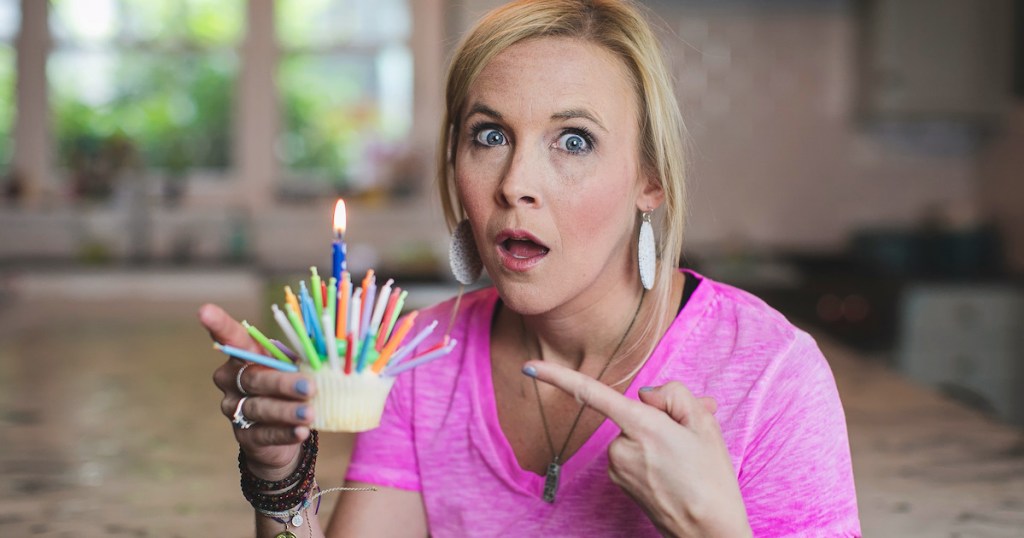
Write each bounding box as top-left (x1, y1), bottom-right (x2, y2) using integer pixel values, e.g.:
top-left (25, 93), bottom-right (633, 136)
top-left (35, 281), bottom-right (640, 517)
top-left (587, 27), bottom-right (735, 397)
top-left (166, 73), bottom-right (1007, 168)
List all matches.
top-left (524, 290), bottom-right (646, 503)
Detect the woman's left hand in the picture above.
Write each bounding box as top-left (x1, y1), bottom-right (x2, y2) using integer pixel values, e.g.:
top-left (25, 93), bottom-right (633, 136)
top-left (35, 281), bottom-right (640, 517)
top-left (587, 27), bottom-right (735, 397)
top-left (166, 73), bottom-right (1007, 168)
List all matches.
top-left (525, 361), bottom-right (752, 538)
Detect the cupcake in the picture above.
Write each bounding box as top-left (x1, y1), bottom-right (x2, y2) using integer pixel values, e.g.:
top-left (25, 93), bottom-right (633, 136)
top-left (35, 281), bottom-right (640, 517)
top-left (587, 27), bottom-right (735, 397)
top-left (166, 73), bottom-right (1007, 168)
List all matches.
top-left (217, 268), bottom-right (456, 433)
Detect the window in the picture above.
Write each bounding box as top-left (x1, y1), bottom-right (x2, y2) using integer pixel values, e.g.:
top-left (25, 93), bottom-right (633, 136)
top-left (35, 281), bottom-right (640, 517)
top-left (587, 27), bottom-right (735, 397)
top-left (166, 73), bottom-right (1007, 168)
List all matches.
top-left (49, 0), bottom-right (242, 197)
top-left (0, 0), bottom-right (16, 178)
top-left (277, 0), bottom-right (412, 191)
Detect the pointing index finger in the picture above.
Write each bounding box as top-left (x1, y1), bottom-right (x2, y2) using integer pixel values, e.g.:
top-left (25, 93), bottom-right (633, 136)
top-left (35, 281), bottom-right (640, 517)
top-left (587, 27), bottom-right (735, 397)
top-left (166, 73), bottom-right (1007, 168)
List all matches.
top-left (524, 360), bottom-right (650, 436)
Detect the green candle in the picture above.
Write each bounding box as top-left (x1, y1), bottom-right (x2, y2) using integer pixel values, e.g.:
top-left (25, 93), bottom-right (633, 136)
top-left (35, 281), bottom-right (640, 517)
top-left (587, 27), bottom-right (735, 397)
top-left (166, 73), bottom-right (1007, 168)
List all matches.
top-left (242, 320), bottom-right (294, 365)
top-left (286, 303), bottom-right (321, 370)
top-left (383, 290), bottom-right (409, 344)
top-left (311, 266), bottom-right (324, 321)
top-left (327, 276), bottom-right (338, 334)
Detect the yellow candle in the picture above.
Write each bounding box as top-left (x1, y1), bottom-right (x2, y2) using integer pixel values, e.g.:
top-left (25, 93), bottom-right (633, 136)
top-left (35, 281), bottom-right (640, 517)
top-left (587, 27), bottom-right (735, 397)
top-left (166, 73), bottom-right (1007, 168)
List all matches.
top-left (285, 285), bottom-right (303, 326)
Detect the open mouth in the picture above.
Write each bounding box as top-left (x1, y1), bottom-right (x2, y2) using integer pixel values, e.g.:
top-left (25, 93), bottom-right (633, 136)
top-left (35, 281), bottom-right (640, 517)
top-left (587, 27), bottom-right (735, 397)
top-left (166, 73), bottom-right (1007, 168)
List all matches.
top-left (502, 237), bottom-right (550, 259)
top-left (496, 230), bottom-right (550, 263)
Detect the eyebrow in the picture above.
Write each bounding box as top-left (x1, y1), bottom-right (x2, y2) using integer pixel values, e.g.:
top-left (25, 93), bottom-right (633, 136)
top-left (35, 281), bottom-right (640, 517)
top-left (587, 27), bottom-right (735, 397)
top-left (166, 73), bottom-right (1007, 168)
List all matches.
top-left (465, 104), bottom-right (608, 132)
top-left (465, 103), bottom-right (503, 121)
top-left (551, 109), bottom-right (607, 132)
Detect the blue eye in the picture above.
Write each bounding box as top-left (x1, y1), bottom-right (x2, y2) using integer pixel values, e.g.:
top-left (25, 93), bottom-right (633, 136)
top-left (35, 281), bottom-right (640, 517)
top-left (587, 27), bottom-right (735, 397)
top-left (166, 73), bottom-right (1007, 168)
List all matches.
top-left (475, 128), bottom-right (506, 146)
top-left (557, 132), bottom-right (592, 154)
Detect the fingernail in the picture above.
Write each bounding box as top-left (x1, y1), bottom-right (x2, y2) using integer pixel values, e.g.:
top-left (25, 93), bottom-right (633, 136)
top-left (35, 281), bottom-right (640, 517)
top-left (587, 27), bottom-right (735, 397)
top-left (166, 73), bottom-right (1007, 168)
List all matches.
top-left (638, 386), bottom-right (655, 393)
top-left (295, 379), bottom-right (310, 396)
top-left (296, 406), bottom-right (308, 420)
top-left (522, 365), bottom-right (537, 378)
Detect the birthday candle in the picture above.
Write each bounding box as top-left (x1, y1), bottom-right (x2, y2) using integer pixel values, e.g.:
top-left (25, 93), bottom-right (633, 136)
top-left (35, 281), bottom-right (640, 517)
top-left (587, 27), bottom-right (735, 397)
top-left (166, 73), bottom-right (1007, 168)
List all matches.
top-left (311, 267), bottom-right (324, 321)
top-left (359, 271), bottom-right (376, 341)
top-left (344, 333), bottom-right (354, 374)
top-left (326, 276), bottom-right (337, 328)
top-left (215, 343), bottom-right (299, 373)
top-left (286, 303), bottom-right (321, 370)
top-left (332, 199), bottom-right (347, 282)
top-left (242, 320), bottom-right (294, 365)
top-left (376, 286), bottom-right (401, 351)
top-left (368, 279), bottom-right (393, 341)
top-left (381, 290), bottom-right (409, 345)
top-left (270, 339), bottom-right (300, 363)
top-left (382, 338), bottom-right (457, 377)
top-left (272, 304), bottom-right (308, 363)
top-left (380, 320), bottom-right (438, 369)
top-left (322, 312), bottom-right (341, 371)
top-left (299, 282), bottom-right (326, 357)
top-left (336, 272), bottom-right (351, 338)
top-left (349, 288), bottom-right (362, 339)
top-left (285, 285), bottom-right (303, 326)
top-left (371, 311), bottom-right (418, 373)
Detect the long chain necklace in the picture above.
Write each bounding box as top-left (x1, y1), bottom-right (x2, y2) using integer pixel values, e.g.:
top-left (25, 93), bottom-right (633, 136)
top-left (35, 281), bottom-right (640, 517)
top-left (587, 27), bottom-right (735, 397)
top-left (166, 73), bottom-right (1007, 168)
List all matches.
top-left (525, 290), bottom-right (646, 503)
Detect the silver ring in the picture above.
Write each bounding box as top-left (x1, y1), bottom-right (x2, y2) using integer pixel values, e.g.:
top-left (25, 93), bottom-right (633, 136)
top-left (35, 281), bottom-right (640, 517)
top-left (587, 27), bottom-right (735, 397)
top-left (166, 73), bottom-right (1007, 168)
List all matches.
top-left (236, 363), bottom-right (251, 396)
top-left (232, 397), bottom-right (255, 429)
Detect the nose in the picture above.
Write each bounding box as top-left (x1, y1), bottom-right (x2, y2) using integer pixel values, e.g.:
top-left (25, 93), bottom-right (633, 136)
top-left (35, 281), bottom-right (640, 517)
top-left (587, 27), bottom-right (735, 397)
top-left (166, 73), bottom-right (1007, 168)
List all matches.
top-left (496, 145), bottom-right (541, 208)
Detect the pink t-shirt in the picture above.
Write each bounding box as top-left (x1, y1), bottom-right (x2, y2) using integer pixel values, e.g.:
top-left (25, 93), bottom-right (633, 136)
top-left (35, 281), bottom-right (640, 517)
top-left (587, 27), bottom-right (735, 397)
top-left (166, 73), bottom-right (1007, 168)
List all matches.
top-left (346, 271), bottom-right (861, 537)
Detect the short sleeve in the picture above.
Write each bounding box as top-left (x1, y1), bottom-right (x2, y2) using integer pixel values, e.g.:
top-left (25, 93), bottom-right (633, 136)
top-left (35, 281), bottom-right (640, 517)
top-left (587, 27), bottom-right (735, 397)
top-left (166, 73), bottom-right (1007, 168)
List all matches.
top-left (738, 332), bottom-right (861, 537)
top-left (344, 369), bottom-right (422, 491)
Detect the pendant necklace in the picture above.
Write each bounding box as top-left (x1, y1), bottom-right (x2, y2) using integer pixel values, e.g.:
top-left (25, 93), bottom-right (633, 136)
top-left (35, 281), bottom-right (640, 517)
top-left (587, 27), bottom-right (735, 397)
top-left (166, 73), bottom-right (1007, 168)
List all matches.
top-left (525, 289), bottom-right (646, 503)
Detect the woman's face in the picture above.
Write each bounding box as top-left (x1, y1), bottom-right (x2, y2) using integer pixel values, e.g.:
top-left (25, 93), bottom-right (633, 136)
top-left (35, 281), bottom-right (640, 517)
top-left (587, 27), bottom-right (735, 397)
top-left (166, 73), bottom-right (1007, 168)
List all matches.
top-left (455, 37), bottom-right (662, 315)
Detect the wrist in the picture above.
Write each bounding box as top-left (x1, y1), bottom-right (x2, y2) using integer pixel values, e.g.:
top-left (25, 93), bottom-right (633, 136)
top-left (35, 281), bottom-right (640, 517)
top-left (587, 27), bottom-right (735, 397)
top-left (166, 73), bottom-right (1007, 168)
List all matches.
top-left (246, 451), bottom-right (303, 483)
top-left (238, 430), bottom-right (319, 514)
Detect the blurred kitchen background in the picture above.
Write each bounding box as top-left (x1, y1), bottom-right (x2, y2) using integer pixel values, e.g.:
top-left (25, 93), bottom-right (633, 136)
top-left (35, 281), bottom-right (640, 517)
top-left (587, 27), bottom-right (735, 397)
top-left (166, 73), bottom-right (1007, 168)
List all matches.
top-left (0, 0), bottom-right (1022, 535)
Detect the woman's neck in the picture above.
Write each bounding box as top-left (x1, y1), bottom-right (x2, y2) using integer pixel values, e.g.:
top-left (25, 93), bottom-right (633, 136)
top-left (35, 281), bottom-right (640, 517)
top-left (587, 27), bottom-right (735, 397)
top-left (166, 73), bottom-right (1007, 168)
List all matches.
top-left (495, 270), bottom-right (685, 375)
top-left (511, 284), bottom-right (646, 373)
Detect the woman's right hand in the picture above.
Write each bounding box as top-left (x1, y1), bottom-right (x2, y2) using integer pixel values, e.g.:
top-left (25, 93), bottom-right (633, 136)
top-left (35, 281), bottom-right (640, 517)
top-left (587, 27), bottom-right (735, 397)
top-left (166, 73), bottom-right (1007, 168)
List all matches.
top-left (200, 303), bottom-right (317, 481)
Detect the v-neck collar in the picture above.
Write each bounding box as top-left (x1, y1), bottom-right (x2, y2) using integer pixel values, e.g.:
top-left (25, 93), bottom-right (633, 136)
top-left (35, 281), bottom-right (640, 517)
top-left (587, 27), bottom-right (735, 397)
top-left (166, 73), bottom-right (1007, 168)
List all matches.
top-left (464, 269), bottom-right (713, 500)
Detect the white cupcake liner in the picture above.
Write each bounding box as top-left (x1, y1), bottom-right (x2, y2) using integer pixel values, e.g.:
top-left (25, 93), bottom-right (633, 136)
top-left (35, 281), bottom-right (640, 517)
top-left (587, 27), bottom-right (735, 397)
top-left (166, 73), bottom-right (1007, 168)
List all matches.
top-left (303, 368), bottom-right (396, 432)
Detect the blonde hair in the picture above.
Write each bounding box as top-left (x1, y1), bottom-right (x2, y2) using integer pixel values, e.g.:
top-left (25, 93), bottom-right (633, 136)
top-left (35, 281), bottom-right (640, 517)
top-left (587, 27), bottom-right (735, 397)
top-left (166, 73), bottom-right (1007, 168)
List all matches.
top-left (437, 0), bottom-right (688, 374)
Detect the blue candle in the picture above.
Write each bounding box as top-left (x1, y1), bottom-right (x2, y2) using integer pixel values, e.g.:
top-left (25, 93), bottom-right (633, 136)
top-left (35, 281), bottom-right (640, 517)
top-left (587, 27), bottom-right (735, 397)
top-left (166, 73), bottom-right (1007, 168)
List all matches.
top-left (332, 199), bottom-right (347, 282)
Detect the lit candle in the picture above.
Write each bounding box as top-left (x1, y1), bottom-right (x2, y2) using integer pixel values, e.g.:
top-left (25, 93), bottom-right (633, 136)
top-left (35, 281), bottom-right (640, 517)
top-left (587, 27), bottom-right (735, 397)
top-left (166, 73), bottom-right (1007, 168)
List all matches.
top-left (332, 199), bottom-right (347, 283)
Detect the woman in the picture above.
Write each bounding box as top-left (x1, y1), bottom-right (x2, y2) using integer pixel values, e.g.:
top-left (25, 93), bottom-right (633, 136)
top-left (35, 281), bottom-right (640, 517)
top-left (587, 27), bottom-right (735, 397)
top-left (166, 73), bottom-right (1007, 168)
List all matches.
top-left (203, 0), bottom-right (861, 536)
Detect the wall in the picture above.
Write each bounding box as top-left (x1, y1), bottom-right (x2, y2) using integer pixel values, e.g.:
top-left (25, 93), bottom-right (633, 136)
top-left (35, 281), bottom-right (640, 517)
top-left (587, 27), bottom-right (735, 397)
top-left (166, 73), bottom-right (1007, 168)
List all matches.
top-left (648, 0), bottom-right (979, 253)
top-left (979, 105), bottom-right (1024, 271)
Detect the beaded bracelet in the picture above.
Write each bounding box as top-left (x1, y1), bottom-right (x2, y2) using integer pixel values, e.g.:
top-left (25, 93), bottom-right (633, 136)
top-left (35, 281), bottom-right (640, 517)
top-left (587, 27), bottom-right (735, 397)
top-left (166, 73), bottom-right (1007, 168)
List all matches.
top-left (239, 431), bottom-right (319, 512)
top-left (239, 430), bottom-right (319, 492)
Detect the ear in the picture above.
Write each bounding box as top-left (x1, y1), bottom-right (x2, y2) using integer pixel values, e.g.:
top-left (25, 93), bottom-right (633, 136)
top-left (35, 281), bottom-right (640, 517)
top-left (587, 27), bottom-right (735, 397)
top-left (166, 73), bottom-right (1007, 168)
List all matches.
top-left (635, 171), bottom-right (665, 212)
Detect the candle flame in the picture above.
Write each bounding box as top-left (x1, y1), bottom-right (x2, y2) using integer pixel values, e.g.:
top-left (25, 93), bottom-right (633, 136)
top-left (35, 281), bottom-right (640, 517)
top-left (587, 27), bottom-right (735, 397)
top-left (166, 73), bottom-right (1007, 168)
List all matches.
top-left (333, 199), bottom-right (347, 237)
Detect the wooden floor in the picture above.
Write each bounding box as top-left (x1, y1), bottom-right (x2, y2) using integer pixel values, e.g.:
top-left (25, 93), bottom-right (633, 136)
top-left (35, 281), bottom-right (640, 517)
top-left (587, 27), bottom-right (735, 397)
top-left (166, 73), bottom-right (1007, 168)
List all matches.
top-left (0, 271), bottom-right (1021, 536)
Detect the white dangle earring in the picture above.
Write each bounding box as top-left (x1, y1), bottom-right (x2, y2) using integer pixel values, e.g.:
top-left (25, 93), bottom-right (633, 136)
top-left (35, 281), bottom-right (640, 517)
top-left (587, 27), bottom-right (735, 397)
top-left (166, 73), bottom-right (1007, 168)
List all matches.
top-left (449, 218), bottom-right (483, 285)
top-left (638, 211), bottom-right (656, 290)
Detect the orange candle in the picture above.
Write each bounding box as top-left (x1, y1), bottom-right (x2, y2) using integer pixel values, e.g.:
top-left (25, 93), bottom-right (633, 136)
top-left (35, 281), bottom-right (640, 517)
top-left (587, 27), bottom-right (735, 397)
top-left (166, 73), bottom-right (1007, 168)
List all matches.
top-left (372, 312), bottom-right (418, 373)
top-left (336, 272), bottom-right (350, 338)
top-left (284, 285), bottom-right (303, 325)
